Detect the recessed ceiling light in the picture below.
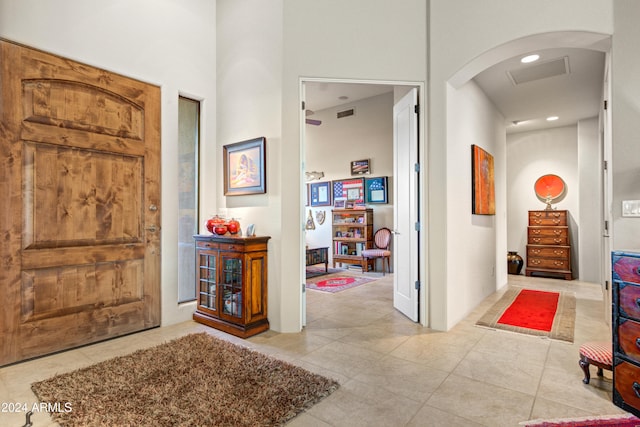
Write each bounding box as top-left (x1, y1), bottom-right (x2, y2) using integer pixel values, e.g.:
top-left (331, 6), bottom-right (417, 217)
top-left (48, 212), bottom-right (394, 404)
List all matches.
top-left (521, 54), bottom-right (540, 64)
top-left (546, 116), bottom-right (559, 121)
top-left (338, 96), bottom-right (349, 101)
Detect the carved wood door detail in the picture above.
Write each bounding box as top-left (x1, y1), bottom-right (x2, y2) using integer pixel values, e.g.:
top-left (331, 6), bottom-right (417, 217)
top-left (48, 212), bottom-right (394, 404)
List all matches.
top-left (0, 39), bottom-right (161, 365)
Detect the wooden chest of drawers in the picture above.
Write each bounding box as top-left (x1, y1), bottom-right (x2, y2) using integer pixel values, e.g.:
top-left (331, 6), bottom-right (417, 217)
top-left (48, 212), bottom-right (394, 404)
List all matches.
top-left (525, 210), bottom-right (572, 280)
top-left (612, 251), bottom-right (640, 417)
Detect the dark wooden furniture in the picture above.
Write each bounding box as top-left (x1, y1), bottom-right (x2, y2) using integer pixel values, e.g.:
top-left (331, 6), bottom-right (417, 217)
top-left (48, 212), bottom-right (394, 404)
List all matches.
top-left (193, 234), bottom-right (270, 338)
top-left (306, 246), bottom-right (328, 272)
top-left (332, 209), bottom-right (374, 270)
top-left (525, 210), bottom-right (572, 280)
top-left (612, 250), bottom-right (640, 417)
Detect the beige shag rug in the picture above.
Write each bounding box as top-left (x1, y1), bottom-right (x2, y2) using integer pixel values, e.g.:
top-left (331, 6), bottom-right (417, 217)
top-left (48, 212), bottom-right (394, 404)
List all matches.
top-left (31, 333), bottom-right (339, 426)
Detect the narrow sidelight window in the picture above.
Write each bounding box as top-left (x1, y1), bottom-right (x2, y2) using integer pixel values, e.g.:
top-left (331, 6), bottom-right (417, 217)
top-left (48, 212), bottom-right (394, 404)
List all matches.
top-left (178, 96), bottom-right (200, 302)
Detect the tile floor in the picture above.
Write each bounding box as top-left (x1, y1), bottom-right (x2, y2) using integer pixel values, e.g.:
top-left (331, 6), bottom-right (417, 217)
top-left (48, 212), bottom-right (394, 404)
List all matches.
top-left (0, 273), bottom-right (626, 426)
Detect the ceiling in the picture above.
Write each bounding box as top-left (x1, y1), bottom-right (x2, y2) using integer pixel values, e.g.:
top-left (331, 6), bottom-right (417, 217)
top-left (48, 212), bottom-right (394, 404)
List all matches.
top-left (304, 47), bottom-right (605, 134)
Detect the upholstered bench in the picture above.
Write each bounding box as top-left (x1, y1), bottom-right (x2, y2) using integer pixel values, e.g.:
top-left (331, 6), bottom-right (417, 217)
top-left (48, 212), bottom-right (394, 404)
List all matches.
top-left (578, 341), bottom-right (613, 384)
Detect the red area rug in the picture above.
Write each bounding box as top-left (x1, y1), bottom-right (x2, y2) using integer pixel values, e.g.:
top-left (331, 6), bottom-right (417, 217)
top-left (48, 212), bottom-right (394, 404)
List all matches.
top-left (306, 273), bottom-right (377, 293)
top-left (521, 414), bottom-right (640, 426)
top-left (498, 289), bottom-right (559, 331)
top-left (476, 287), bottom-right (576, 342)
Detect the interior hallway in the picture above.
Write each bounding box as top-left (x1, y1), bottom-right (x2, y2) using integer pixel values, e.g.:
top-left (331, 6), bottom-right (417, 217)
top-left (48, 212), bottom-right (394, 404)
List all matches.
top-left (0, 274), bottom-right (622, 426)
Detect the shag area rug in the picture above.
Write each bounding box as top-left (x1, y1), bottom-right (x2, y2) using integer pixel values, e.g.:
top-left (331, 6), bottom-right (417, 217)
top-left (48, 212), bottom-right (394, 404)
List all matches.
top-left (306, 272), bottom-right (377, 293)
top-left (521, 413), bottom-right (640, 426)
top-left (31, 333), bottom-right (339, 426)
top-left (476, 287), bottom-right (576, 342)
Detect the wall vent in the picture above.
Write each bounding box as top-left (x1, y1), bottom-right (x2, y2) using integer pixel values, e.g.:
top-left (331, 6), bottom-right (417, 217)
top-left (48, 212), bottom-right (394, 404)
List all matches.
top-left (337, 108), bottom-right (355, 119)
top-left (507, 56), bottom-right (570, 85)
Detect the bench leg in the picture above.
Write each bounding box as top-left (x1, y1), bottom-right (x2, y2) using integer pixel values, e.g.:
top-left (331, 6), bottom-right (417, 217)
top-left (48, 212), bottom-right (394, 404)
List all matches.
top-left (579, 357), bottom-right (591, 384)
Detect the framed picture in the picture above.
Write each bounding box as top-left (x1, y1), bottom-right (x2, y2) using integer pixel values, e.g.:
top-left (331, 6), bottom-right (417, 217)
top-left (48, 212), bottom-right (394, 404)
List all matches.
top-left (223, 137), bottom-right (266, 196)
top-left (309, 181), bottom-right (332, 207)
top-left (332, 178), bottom-right (364, 206)
top-left (365, 176), bottom-right (388, 203)
top-left (350, 159), bottom-right (370, 175)
top-left (471, 144), bottom-right (495, 215)
top-left (334, 199), bottom-right (346, 209)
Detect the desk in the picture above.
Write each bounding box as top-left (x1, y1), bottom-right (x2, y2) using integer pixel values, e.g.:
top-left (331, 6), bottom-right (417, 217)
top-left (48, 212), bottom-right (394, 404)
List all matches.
top-left (306, 247), bottom-right (328, 272)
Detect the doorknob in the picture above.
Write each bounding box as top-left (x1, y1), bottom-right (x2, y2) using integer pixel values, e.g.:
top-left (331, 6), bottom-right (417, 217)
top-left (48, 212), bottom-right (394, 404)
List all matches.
top-left (149, 204), bottom-right (158, 212)
top-left (146, 224), bottom-right (158, 232)
top-left (391, 230), bottom-right (400, 235)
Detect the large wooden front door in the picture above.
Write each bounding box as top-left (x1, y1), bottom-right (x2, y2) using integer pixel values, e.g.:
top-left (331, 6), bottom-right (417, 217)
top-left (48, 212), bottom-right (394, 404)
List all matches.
top-left (0, 39), bottom-right (161, 366)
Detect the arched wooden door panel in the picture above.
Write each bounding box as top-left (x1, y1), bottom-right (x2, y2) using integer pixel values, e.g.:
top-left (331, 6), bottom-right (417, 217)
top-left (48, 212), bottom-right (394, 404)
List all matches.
top-left (0, 39), bottom-right (161, 365)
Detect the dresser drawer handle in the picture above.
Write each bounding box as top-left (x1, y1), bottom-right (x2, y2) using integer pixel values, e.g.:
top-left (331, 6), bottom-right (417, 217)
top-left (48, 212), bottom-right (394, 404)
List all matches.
top-left (634, 382), bottom-right (640, 399)
top-left (636, 338), bottom-right (640, 349)
top-left (636, 298), bottom-right (640, 309)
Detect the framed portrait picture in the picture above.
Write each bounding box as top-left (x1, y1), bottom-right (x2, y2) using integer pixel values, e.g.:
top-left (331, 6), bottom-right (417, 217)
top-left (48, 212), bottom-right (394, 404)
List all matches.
top-left (350, 159), bottom-right (370, 175)
top-left (332, 178), bottom-right (364, 206)
top-left (309, 181), bottom-right (332, 207)
top-left (365, 176), bottom-right (388, 204)
top-left (223, 137), bottom-right (266, 196)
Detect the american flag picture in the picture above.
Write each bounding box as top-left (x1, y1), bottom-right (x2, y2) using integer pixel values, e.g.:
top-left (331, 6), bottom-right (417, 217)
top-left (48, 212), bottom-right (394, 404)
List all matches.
top-left (333, 178), bottom-right (364, 203)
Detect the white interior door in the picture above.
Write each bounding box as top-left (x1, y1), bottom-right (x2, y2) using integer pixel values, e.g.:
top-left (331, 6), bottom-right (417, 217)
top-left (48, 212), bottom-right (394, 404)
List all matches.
top-left (393, 88), bottom-right (419, 321)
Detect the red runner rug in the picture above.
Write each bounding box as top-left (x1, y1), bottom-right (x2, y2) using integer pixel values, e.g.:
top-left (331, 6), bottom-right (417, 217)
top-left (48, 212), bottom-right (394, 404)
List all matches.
top-left (522, 413), bottom-right (640, 426)
top-left (476, 287), bottom-right (576, 342)
top-left (497, 289), bottom-right (559, 331)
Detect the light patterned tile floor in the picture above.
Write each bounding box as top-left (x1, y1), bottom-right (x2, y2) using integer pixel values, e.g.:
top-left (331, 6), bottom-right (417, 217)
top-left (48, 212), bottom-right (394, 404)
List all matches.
top-left (0, 273), bottom-right (625, 426)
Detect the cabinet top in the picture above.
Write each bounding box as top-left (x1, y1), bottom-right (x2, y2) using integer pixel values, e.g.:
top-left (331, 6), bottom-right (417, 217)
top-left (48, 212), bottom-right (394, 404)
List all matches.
top-left (194, 234), bottom-right (271, 244)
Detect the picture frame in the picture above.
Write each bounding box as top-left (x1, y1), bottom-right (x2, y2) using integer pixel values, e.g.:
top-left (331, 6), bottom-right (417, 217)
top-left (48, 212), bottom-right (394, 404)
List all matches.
top-left (332, 178), bottom-right (364, 206)
top-left (223, 137), bottom-right (266, 196)
top-left (365, 176), bottom-right (388, 204)
top-left (350, 159), bottom-right (370, 175)
top-left (309, 181), bottom-right (332, 207)
top-left (471, 144), bottom-right (495, 215)
top-left (334, 199), bottom-right (346, 209)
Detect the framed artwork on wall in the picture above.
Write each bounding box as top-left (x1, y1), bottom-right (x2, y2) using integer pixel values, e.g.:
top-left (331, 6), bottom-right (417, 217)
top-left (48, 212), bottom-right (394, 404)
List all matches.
top-left (471, 144), bottom-right (495, 215)
top-left (309, 181), bottom-right (332, 207)
top-left (350, 159), bottom-right (370, 175)
top-left (365, 176), bottom-right (388, 203)
top-left (332, 178), bottom-right (364, 207)
top-left (223, 137), bottom-right (266, 196)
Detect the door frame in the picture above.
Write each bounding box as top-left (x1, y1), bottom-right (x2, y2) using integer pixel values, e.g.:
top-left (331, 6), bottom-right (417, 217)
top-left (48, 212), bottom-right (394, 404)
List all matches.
top-left (298, 77), bottom-right (428, 327)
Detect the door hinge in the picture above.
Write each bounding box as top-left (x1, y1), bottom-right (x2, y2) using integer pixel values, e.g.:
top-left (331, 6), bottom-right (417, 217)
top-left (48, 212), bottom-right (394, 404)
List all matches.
top-left (604, 220), bottom-right (609, 233)
top-left (414, 163), bottom-right (420, 173)
top-left (414, 222), bottom-right (421, 231)
top-left (604, 100), bottom-right (608, 110)
top-left (415, 280), bottom-right (420, 290)
top-left (301, 101), bottom-right (306, 111)
top-left (604, 160), bottom-right (608, 171)
top-left (414, 104), bottom-right (420, 114)
top-left (605, 280), bottom-right (609, 291)
top-left (302, 283), bottom-right (306, 293)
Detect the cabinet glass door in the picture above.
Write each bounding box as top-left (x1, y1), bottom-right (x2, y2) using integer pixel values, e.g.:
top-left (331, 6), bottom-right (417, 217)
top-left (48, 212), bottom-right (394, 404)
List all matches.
top-left (198, 252), bottom-right (217, 313)
top-left (220, 255), bottom-right (243, 319)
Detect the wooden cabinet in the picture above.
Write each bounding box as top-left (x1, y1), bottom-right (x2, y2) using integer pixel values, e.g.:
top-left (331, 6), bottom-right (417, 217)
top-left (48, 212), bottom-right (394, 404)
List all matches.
top-left (612, 251), bottom-right (640, 417)
top-left (525, 210), bottom-right (572, 280)
top-left (332, 209), bottom-right (373, 270)
top-left (193, 234), bottom-right (270, 338)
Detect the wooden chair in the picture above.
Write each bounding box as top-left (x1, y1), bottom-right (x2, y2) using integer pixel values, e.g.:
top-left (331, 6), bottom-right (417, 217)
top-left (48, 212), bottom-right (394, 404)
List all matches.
top-left (361, 227), bottom-right (392, 275)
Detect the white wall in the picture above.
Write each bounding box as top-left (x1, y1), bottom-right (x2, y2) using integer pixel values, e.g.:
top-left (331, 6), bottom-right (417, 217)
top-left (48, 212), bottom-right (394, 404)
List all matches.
top-left (447, 80), bottom-right (506, 327)
top-left (216, 0), bottom-right (284, 329)
top-left (612, 1), bottom-right (640, 252)
top-left (305, 92), bottom-right (394, 268)
top-left (430, 0), bottom-right (613, 329)
top-left (0, 0), bottom-right (217, 326)
top-left (578, 117), bottom-right (603, 282)
top-left (507, 126), bottom-right (580, 273)
top-left (280, 0), bottom-right (428, 331)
